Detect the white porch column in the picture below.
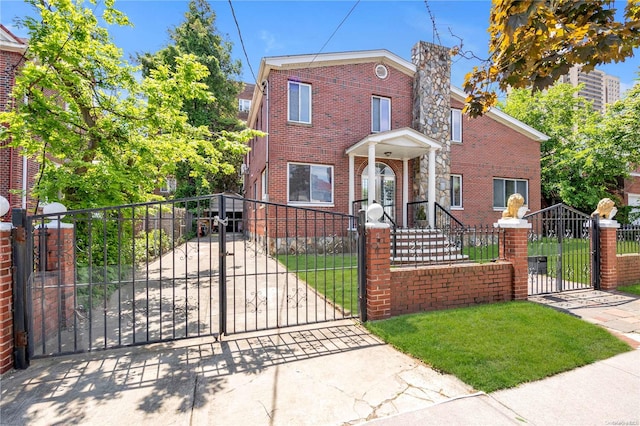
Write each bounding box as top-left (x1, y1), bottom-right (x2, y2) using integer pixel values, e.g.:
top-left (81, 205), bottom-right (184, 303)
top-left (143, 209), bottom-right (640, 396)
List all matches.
top-left (348, 154), bottom-right (355, 217)
top-left (403, 158), bottom-right (409, 227)
top-left (428, 148), bottom-right (436, 228)
top-left (368, 143), bottom-right (376, 205)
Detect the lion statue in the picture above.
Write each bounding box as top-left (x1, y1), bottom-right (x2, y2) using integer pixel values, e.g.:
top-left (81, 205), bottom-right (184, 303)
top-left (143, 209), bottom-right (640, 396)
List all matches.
top-left (591, 198), bottom-right (617, 219)
top-left (502, 193), bottom-right (526, 219)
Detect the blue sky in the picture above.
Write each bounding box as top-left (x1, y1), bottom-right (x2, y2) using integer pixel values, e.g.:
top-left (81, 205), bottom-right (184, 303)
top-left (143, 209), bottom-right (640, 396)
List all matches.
top-left (2, 0), bottom-right (639, 94)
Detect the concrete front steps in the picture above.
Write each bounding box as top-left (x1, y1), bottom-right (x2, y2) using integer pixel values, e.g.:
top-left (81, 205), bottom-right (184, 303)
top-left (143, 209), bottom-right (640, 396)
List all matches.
top-left (391, 228), bottom-right (469, 264)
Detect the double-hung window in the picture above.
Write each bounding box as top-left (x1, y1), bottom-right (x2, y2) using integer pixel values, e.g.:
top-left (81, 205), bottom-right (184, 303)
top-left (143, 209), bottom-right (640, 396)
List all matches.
top-left (493, 178), bottom-right (528, 209)
top-left (239, 99), bottom-right (251, 112)
top-left (450, 174), bottom-right (463, 208)
top-left (451, 109), bottom-right (462, 142)
top-left (288, 81), bottom-right (311, 124)
top-left (372, 96), bottom-right (391, 132)
top-left (288, 163), bottom-right (333, 205)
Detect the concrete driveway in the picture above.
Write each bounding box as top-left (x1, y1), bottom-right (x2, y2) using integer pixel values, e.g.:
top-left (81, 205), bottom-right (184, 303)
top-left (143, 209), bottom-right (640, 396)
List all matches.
top-left (0, 320), bottom-right (474, 425)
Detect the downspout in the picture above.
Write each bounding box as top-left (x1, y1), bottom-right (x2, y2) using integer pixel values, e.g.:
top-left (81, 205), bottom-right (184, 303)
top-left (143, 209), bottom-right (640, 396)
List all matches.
top-left (262, 79), bottom-right (269, 201)
top-left (22, 154), bottom-right (27, 209)
top-left (8, 147), bottom-right (13, 208)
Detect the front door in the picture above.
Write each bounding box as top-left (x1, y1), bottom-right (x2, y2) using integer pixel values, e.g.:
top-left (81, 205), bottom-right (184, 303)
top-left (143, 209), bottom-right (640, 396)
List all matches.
top-left (362, 162), bottom-right (396, 220)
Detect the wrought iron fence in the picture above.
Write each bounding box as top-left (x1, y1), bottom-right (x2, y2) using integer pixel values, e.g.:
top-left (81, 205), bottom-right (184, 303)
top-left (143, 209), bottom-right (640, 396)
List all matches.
top-left (26, 197), bottom-right (209, 357)
top-left (391, 225), bottom-right (503, 267)
top-left (617, 224), bottom-right (640, 254)
top-left (22, 194), bottom-right (361, 358)
top-left (525, 204), bottom-right (594, 294)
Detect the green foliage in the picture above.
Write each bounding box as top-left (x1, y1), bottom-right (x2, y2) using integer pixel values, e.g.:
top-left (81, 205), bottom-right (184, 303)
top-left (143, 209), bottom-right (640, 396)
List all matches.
top-left (138, 0), bottom-right (258, 195)
top-left (617, 284), bottom-right (640, 296)
top-left (134, 229), bottom-right (172, 261)
top-left (75, 208), bottom-right (178, 285)
top-left (0, 0), bottom-right (258, 210)
top-left (365, 302), bottom-right (631, 392)
top-left (463, 0), bottom-right (640, 117)
top-left (501, 82), bottom-right (640, 213)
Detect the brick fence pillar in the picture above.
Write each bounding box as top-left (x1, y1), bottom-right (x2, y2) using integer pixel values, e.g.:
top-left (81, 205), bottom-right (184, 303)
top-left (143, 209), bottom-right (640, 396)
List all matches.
top-left (0, 222), bottom-right (13, 374)
top-left (31, 222), bottom-right (76, 349)
top-left (496, 218), bottom-right (531, 301)
top-left (365, 223), bottom-right (391, 321)
top-left (598, 220), bottom-right (620, 291)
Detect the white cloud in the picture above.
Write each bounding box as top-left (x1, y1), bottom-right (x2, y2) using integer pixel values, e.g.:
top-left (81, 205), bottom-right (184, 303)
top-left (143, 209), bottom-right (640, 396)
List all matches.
top-left (260, 30), bottom-right (283, 54)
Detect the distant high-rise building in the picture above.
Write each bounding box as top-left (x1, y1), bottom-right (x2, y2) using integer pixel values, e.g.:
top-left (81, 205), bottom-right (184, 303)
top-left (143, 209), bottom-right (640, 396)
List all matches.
top-left (559, 66), bottom-right (620, 113)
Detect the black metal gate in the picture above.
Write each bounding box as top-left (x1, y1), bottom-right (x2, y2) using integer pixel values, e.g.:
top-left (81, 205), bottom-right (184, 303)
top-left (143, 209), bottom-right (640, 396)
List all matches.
top-left (12, 195), bottom-right (362, 360)
top-left (524, 204), bottom-right (599, 295)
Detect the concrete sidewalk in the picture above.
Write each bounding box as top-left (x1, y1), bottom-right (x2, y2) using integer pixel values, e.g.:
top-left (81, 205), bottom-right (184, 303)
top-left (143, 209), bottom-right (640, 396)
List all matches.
top-left (366, 349), bottom-right (639, 426)
top-left (2, 290), bottom-right (639, 425)
top-left (0, 320), bottom-right (474, 426)
top-left (368, 289), bottom-right (640, 426)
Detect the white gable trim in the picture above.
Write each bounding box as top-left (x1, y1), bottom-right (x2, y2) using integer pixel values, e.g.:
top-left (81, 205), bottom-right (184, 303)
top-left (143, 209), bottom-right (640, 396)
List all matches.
top-left (248, 49), bottom-right (550, 144)
top-left (346, 127), bottom-right (441, 160)
top-left (248, 50), bottom-right (415, 127)
top-left (450, 86), bottom-right (549, 142)
top-left (0, 25), bottom-right (27, 53)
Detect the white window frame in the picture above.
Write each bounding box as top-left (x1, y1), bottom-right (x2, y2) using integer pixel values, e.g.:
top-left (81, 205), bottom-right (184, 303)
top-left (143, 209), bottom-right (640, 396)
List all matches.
top-left (160, 177), bottom-right (177, 194)
top-left (372, 96), bottom-right (391, 133)
top-left (239, 98), bottom-right (251, 112)
top-left (493, 178), bottom-right (528, 209)
top-left (287, 162), bottom-right (334, 206)
top-left (451, 109), bottom-right (462, 143)
top-left (628, 193), bottom-right (640, 225)
top-left (450, 174), bottom-right (463, 209)
top-left (288, 81), bottom-right (312, 124)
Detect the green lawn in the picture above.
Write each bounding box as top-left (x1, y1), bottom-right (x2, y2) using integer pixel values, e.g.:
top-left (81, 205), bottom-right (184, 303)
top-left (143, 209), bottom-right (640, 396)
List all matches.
top-left (277, 254), bottom-right (359, 314)
top-left (617, 284), bottom-right (640, 296)
top-left (365, 302), bottom-right (631, 393)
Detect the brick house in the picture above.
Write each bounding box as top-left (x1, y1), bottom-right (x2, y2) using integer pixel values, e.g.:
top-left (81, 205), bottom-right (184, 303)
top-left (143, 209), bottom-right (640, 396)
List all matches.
top-left (624, 167), bottom-right (640, 225)
top-left (238, 82), bottom-right (254, 123)
top-left (243, 41), bottom-right (546, 230)
top-left (0, 24), bottom-right (38, 215)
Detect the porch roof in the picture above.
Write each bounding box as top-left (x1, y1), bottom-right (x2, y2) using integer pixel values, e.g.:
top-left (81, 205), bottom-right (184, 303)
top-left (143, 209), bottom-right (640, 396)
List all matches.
top-left (345, 127), bottom-right (441, 160)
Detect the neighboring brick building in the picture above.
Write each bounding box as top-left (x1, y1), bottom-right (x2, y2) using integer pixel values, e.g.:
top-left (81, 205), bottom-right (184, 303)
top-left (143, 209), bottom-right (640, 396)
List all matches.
top-left (624, 166), bottom-right (640, 225)
top-left (237, 82), bottom-right (254, 123)
top-left (243, 41), bottom-right (546, 228)
top-left (0, 24), bottom-right (37, 215)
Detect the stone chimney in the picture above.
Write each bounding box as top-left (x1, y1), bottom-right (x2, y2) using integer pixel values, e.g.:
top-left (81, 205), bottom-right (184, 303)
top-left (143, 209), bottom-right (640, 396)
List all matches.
top-left (412, 41), bottom-right (451, 208)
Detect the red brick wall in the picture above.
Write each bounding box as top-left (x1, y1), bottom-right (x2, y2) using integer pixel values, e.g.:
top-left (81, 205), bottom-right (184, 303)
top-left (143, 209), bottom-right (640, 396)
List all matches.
top-left (599, 226), bottom-right (619, 290)
top-left (390, 263), bottom-right (513, 315)
top-left (0, 228), bottom-right (13, 373)
top-left (450, 98), bottom-right (541, 226)
top-left (257, 62), bottom-right (414, 216)
top-left (617, 254), bottom-right (640, 286)
top-left (623, 167), bottom-right (640, 213)
top-left (30, 228), bottom-right (75, 351)
top-left (248, 61), bottom-right (542, 229)
top-left (1, 48), bottom-right (38, 212)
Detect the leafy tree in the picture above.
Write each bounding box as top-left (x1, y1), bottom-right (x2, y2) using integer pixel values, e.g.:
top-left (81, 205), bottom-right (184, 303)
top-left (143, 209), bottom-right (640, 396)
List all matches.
top-left (137, 0), bottom-right (251, 196)
top-left (463, 0), bottom-right (640, 117)
top-left (0, 0), bottom-right (256, 210)
top-left (600, 77), bottom-right (640, 221)
top-left (501, 81), bottom-right (640, 214)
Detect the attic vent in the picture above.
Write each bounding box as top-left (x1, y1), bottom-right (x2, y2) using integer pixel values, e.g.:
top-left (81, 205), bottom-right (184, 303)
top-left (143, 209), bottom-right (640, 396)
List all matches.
top-left (374, 64), bottom-right (388, 80)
